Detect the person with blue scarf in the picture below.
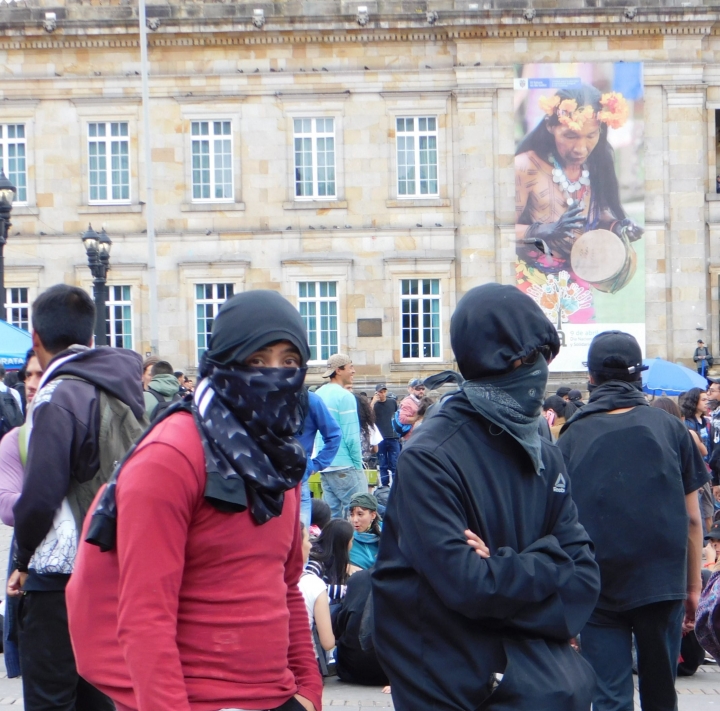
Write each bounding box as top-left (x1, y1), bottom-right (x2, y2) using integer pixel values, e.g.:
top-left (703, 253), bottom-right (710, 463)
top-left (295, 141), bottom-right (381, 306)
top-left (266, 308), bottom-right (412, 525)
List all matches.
top-left (348, 493), bottom-right (381, 571)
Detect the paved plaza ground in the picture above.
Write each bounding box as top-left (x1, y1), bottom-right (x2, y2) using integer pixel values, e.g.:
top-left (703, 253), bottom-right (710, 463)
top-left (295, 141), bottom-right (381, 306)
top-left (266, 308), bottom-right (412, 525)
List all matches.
top-left (0, 527), bottom-right (718, 709)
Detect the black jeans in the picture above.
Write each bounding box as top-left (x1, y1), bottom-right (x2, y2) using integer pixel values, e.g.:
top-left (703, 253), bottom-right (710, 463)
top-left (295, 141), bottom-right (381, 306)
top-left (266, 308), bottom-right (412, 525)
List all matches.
top-left (581, 599), bottom-right (684, 711)
top-left (18, 590), bottom-right (115, 711)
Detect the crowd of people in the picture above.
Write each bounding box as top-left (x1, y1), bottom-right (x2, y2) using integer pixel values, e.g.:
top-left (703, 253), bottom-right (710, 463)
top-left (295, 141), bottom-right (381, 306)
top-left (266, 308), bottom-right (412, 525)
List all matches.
top-left (2, 282), bottom-right (720, 711)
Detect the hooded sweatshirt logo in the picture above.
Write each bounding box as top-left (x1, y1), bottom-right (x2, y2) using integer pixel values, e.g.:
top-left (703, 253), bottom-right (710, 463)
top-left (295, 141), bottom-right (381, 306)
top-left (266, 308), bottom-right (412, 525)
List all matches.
top-left (553, 473), bottom-right (567, 493)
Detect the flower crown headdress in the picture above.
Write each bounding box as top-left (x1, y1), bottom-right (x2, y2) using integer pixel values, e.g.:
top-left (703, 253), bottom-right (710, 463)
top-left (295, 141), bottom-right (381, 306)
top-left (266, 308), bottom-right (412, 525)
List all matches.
top-left (539, 92), bottom-right (629, 131)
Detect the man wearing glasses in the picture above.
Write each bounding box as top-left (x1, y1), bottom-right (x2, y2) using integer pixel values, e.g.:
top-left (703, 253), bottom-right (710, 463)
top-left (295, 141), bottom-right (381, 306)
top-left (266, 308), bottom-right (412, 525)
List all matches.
top-left (398, 378), bottom-right (426, 439)
top-left (373, 283), bottom-right (600, 711)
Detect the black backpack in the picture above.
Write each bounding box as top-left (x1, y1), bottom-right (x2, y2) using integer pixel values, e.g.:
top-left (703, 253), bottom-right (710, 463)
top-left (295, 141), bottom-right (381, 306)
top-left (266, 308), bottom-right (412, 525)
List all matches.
top-left (147, 387), bottom-right (182, 422)
top-left (0, 389), bottom-right (23, 441)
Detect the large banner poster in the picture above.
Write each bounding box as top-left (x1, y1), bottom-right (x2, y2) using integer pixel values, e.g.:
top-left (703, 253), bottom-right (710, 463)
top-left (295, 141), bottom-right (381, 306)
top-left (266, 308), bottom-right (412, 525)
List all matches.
top-left (514, 63), bottom-right (644, 371)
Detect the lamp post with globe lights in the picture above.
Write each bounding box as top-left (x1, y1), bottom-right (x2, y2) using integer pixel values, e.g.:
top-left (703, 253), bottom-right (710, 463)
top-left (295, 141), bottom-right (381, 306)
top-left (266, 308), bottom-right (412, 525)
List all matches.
top-left (0, 170), bottom-right (17, 322)
top-left (81, 224), bottom-right (112, 346)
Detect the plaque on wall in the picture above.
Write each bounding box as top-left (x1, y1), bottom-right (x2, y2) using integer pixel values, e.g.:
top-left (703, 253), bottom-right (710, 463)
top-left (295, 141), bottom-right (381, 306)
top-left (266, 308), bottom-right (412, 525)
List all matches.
top-left (357, 318), bottom-right (383, 337)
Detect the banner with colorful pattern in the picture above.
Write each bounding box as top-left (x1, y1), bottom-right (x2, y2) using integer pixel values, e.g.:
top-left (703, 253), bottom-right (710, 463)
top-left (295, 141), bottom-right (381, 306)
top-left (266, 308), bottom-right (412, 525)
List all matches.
top-left (514, 63), bottom-right (645, 371)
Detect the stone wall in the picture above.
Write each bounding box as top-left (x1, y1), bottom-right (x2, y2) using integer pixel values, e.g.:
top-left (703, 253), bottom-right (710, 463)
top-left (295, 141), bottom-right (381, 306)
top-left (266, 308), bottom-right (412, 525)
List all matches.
top-left (0, 2), bottom-right (716, 380)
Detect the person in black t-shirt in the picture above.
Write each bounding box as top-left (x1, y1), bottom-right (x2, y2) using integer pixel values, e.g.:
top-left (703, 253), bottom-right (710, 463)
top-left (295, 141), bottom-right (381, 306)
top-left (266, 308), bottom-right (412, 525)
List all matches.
top-left (371, 384), bottom-right (399, 487)
top-left (558, 331), bottom-right (708, 711)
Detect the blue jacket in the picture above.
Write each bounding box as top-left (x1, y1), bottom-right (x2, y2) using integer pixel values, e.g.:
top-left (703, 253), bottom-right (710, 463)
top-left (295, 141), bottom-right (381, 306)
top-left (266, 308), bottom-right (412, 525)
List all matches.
top-left (297, 391), bottom-right (342, 479)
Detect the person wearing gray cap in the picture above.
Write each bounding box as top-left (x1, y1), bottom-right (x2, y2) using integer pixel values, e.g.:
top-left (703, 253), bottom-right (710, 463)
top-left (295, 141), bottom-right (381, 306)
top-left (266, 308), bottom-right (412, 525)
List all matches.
top-left (558, 330), bottom-right (708, 711)
top-left (314, 353), bottom-right (367, 519)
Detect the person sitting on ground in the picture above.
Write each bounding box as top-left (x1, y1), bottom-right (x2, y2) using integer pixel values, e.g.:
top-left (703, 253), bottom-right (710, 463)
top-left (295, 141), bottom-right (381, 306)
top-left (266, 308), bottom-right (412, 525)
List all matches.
top-left (310, 499), bottom-right (332, 539)
top-left (298, 523), bottom-right (334, 653)
top-left (306, 518), bottom-right (354, 605)
top-left (333, 568), bottom-right (389, 687)
top-left (143, 360), bottom-right (182, 421)
top-left (542, 394), bottom-right (578, 441)
top-left (348, 493), bottom-right (382, 572)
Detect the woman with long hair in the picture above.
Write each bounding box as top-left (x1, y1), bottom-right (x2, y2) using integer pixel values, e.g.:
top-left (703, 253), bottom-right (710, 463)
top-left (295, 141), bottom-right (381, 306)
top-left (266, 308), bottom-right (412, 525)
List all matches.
top-left (515, 83), bottom-right (644, 319)
top-left (348, 493), bottom-right (382, 572)
top-left (306, 518), bottom-right (354, 600)
top-left (680, 388), bottom-right (710, 460)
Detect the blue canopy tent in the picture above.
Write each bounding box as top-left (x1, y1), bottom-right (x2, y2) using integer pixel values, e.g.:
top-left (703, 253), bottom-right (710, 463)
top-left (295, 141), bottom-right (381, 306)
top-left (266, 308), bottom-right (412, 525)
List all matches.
top-left (0, 320), bottom-right (32, 370)
top-left (641, 357), bottom-right (708, 397)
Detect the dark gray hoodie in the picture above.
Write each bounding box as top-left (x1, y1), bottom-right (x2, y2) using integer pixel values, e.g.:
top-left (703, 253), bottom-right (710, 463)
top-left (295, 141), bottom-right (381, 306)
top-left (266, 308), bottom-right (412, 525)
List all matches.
top-left (13, 346), bottom-right (145, 590)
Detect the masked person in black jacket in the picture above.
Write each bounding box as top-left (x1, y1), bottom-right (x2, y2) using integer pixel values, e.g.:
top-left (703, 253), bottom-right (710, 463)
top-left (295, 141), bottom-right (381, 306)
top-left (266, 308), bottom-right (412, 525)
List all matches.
top-left (372, 283), bottom-right (600, 711)
top-left (558, 331), bottom-right (707, 711)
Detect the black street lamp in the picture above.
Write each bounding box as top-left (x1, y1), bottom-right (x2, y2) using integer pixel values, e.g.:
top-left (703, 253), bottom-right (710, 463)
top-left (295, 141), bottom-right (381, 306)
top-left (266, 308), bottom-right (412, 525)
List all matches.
top-left (81, 224), bottom-right (112, 346)
top-left (0, 170), bottom-right (17, 322)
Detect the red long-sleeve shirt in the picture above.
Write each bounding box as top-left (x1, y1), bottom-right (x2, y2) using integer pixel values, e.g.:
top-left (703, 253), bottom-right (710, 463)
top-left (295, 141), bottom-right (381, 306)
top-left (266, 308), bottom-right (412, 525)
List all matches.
top-left (67, 412), bottom-right (322, 711)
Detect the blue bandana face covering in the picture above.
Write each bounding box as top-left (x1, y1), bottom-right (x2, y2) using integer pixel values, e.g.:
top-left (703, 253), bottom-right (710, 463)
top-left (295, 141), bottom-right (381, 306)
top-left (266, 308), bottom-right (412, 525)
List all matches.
top-left (462, 356), bottom-right (549, 474)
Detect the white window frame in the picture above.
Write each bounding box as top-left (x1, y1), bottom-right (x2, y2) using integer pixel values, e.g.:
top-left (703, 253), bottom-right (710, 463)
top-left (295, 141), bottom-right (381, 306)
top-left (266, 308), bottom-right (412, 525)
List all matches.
top-left (395, 116), bottom-right (439, 198)
top-left (87, 121), bottom-right (131, 205)
top-left (194, 283), bottom-right (235, 365)
top-left (297, 281), bottom-right (339, 363)
top-left (106, 285), bottom-right (134, 350)
top-left (5, 286), bottom-right (30, 331)
top-left (191, 120), bottom-right (234, 203)
top-left (0, 125), bottom-right (27, 205)
top-left (399, 278), bottom-right (442, 361)
top-left (293, 118), bottom-right (337, 200)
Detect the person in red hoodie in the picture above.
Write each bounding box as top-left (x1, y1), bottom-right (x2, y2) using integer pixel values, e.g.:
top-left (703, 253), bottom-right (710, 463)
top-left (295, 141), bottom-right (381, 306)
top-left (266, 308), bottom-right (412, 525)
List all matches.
top-left (66, 290), bottom-right (322, 711)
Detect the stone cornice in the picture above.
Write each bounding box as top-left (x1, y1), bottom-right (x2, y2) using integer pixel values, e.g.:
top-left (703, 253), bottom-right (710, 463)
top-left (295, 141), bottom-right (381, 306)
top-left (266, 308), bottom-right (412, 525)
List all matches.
top-left (0, 9), bottom-right (715, 50)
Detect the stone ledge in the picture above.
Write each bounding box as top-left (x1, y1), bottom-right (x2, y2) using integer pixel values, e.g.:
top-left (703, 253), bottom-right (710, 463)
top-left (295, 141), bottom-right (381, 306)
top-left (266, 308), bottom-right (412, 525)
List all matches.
top-left (707, 193), bottom-right (720, 202)
top-left (390, 361), bottom-right (454, 372)
top-left (386, 198), bottom-right (451, 208)
top-left (77, 204), bottom-right (141, 214)
top-left (283, 200), bottom-right (348, 210)
top-left (180, 202), bottom-right (246, 212)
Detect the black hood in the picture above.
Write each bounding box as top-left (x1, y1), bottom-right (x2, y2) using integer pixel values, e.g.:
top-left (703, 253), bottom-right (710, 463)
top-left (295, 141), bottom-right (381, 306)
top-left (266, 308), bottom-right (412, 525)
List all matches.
top-left (450, 283), bottom-right (560, 379)
top-left (49, 347), bottom-right (146, 419)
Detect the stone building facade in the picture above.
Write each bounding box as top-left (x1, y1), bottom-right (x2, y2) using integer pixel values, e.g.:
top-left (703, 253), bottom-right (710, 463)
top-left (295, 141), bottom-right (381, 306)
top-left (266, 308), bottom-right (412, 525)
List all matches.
top-left (0, 0), bottom-right (717, 385)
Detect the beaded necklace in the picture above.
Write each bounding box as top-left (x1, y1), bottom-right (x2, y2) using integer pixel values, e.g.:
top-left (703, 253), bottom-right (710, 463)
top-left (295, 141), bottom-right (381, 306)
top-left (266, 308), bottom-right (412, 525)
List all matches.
top-left (549, 154), bottom-right (590, 209)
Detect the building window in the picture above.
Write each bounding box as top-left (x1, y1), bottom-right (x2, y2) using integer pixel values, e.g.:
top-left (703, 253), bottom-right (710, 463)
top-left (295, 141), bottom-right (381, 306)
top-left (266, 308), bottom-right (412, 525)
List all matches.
top-left (396, 117), bottom-right (438, 197)
top-left (6, 287), bottom-right (29, 331)
top-left (88, 122), bottom-right (130, 203)
top-left (401, 278), bottom-right (440, 359)
top-left (0, 125), bottom-right (27, 204)
top-left (191, 121), bottom-right (233, 201)
top-left (298, 281), bottom-right (338, 362)
top-left (294, 118), bottom-right (336, 199)
top-left (196, 283), bottom-right (234, 363)
top-left (106, 285), bottom-right (133, 349)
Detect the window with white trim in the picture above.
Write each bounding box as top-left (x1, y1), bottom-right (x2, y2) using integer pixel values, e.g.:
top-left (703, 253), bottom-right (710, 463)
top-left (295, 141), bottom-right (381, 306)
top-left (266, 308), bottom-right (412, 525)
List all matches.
top-left (191, 120), bottom-right (233, 201)
top-left (293, 118), bottom-right (336, 199)
top-left (88, 122), bottom-right (130, 203)
top-left (298, 281), bottom-right (338, 362)
top-left (396, 117), bottom-right (438, 197)
top-left (5, 287), bottom-right (29, 331)
top-left (195, 283), bottom-right (234, 363)
top-left (105, 285), bottom-right (133, 349)
top-left (0, 125), bottom-right (27, 204)
top-left (401, 279), bottom-right (441, 359)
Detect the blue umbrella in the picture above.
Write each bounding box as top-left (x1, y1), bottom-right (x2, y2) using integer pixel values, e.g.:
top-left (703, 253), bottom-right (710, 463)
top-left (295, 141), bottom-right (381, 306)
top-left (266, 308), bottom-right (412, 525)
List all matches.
top-left (0, 320), bottom-right (32, 369)
top-left (641, 357), bottom-right (708, 396)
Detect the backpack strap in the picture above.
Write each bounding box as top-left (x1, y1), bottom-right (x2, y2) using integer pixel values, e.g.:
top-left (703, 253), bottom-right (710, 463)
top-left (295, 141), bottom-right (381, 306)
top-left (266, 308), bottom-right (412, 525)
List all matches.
top-left (147, 387), bottom-right (165, 404)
